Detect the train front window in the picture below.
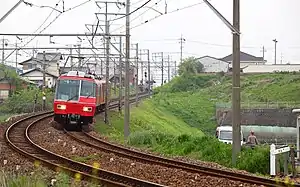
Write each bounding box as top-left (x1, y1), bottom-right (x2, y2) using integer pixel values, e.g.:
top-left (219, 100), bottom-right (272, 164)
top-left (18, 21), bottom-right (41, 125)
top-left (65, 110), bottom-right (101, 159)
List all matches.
top-left (80, 80), bottom-right (96, 97)
top-left (55, 79), bottom-right (80, 101)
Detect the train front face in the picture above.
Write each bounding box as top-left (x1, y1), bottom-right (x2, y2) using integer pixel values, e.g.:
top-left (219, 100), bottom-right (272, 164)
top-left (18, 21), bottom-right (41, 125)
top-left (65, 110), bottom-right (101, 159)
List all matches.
top-left (53, 76), bottom-right (97, 128)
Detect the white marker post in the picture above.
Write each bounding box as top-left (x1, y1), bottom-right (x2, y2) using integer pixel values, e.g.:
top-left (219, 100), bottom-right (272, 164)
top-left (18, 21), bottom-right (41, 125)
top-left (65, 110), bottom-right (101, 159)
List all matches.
top-left (292, 109), bottom-right (300, 160)
top-left (270, 144), bottom-right (290, 176)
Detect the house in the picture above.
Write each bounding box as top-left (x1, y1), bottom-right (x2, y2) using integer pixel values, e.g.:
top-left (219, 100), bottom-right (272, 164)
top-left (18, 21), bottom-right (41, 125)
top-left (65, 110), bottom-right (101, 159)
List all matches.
top-left (19, 52), bottom-right (63, 77)
top-left (19, 68), bottom-right (58, 88)
top-left (196, 56), bottom-right (229, 73)
top-left (0, 64), bottom-right (37, 100)
top-left (220, 51), bottom-right (266, 68)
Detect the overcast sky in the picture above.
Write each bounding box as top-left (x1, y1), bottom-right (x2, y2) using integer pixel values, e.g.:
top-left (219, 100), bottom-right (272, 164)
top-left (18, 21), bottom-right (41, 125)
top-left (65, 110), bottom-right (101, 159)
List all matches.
top-left (0, 0), bottom-right (299, 69)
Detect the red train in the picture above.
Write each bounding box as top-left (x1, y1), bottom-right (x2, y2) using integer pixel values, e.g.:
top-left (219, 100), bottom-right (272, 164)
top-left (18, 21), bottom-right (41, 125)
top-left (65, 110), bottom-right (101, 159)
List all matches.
top-left (53, 71), bottom-right (110, 130)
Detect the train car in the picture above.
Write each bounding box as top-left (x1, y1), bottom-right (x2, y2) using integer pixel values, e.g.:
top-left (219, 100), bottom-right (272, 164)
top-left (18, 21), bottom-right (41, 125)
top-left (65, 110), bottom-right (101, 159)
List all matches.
top-left (53, 71), bottom-right (110, 130)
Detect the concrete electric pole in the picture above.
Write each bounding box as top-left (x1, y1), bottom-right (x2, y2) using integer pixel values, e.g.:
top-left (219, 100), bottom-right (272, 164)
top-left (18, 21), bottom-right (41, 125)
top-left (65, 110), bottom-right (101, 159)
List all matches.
top-left (104, 2), bottom-right (110, 124)
top-left (118, 37), bottom-right (123, 112)
top-left (135, 43), bottom-right (139, 107)
top-left (273, 39), bottom-right (278, 65)
top-left (161, 52), bottom-right (164, 86)
top-left (179, 34), bottom-right (185, 65)
top-left (203, 0), bottom-right (241, 165)
top-left (147, 49), bottom-right (151, 94)
top-left (124, 0), bottom-right (131, 138)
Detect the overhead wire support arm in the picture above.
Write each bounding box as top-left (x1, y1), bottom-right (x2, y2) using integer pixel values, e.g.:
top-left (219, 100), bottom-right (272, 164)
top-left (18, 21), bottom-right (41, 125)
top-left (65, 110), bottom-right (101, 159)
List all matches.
top-left (0, 33), bottom-right (126, 37)
top-left (202, 0), bottom-right (240, 35)
top-left (0, 0), bottom-right (24, 24)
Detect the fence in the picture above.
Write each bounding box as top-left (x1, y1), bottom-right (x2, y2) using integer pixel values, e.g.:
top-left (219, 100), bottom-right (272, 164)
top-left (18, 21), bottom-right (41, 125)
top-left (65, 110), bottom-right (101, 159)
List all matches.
top-left (216, 102), bottom-right (300, 109)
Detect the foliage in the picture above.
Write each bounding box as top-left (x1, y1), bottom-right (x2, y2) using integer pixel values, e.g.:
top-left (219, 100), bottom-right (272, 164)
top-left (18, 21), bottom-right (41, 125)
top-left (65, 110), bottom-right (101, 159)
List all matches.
top-left (178, 57), bottom-right (204, 76)
top-left (154, 74), bottom-right (217, 93)
top-left (95, 100), bottom-right (203, 142)
top-left (0, 64), bottom-right (22, 94)
top-left (0, 87), bottom-right (54, 114)
top-left (127, 131), bottom-right (272, 174)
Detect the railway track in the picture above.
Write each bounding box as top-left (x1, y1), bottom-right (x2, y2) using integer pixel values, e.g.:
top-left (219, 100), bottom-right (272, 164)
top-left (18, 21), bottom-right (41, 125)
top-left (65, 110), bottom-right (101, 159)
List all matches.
top-left (66, 103), bottom-right (300, 187)
top-left (5, 111), bottom-right (165, 187)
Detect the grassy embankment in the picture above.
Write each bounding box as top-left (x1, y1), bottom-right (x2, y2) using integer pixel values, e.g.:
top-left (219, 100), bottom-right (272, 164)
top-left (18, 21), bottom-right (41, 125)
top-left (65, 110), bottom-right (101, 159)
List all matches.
top-left (95, 72), bottom-right (300, 175)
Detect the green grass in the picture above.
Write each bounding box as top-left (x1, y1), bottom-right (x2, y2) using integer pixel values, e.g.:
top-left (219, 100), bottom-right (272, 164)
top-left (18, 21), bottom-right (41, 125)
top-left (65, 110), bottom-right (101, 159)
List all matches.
top-left (95, 99), bottom-right (203, 142)
top-left (93, 72), bottom-right (300, 175)
top-left (0, 115), bottom-right (10, 122)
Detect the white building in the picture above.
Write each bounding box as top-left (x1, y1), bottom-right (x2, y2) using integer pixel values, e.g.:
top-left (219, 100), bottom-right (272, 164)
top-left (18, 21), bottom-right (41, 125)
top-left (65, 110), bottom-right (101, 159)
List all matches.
top-left (19, 52), bottom-right (62, 87)
top-left (243, 64), bottom-right (300, 73)
top-left (221, 51), bottom-right (266, 68)
top-left (197, 56), bottom-right (229, 73)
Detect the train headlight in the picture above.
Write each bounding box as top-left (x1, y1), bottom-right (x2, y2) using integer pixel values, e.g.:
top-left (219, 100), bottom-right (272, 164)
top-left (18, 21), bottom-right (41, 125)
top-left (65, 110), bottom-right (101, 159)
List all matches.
top-left (57, 104), bottom-right (66, 110)
top-left (83, 106), bottom-right (92, 112)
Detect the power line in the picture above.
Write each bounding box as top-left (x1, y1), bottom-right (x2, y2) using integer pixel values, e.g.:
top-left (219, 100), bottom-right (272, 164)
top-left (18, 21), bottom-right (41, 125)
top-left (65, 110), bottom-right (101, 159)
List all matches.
top-left (3, 0), bottom-right (93, 62)
top-left (120, 1), bottom-right (207, 32)
top-left (109, 0), bottom-right (153, 22)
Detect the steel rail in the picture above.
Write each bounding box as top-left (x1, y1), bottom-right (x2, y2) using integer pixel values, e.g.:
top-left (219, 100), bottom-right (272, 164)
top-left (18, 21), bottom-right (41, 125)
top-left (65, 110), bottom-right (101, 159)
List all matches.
top-left (67, 106), bottom-right (299, 187)
top-left (5, 112), bottom-right (164, 187)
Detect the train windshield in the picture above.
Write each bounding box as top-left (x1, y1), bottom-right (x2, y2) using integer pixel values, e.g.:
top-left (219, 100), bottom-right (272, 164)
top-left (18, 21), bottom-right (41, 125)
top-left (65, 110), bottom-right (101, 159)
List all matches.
top-left (55, 79), bottom-right (80, 101)
top-left (80, 80), bottom-right (96, 97)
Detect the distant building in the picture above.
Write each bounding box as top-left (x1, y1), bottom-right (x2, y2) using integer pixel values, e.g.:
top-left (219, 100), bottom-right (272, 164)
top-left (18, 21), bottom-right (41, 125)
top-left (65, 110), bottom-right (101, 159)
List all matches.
top-left (220, 51), bottom-right (266, 68)
top-left (196, 56), bottom-right (229, 73)
top-left (19, 52), bottom-right (63, 77)
top-left (19, 68), bottom-right (58, 88)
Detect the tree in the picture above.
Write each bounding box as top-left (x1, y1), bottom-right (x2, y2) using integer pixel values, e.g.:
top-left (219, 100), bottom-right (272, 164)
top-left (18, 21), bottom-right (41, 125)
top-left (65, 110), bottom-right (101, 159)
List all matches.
top-left (178, 57), bottom-right (204, 76)
top-left (0, 64), bottom-right (22, 95)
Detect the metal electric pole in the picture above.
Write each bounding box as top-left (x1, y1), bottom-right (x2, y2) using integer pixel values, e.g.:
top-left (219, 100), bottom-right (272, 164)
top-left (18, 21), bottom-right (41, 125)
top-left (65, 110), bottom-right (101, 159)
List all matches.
top-left (203, 0), bottom-right (241, 165)
top-left (42, 51), bottom-right (46, 111)
top-left (135, 43), bottom-right (139, 107)
top-left (118, 37), bottom-right (122, 112)
top-left (147, 49), bottom-right (150, 95)
top-left (273, 39), bottom-right (278, 65)
top-left (104, 2), bottom-right (110, 124)
top-left (124, 0), bottom-right (131, 138)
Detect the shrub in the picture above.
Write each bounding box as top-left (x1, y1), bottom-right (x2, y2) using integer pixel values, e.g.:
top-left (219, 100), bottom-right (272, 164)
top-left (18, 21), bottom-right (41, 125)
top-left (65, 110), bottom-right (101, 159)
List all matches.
top-left (0, 88), bottom-right (54, 114)
top-left (128, 131), bottom-right (271, 175)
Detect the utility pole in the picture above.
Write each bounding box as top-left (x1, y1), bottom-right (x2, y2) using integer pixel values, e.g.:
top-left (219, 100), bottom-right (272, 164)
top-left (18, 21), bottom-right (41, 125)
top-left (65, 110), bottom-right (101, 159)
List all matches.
top-left (161, 52), bottom-right (164, 86)
top-left (15, 41), bottom-right (18, 73)
top-left (147, 49), bottom-right (150, 95)
top-left (174, 60), bottom-right (177, 76)
top-left (42, 51), bottom-right (46, 111)
top-left (179, 34), bottom-right (185, 65)
top-left (139, 50), bottom-right (143, 85)
top-left (273, 39), bottom-right (278, 65)
top-left (261, 46), bottom-right (266, 64)
top-left (70, 48), bottom-right (73, 70)
top-left (231, 0), bottom-right (241, 166)
top-left (124, 0), bottom-right (131, 138)
top-left (118, 37), bottom-right (122, 112)
top-left (104, 2), bottom-right (110, 124)
top-left (2, 37), bottom-right (5, 64)
top-left (135, 43), bottom-right (139, 107)
top-left (167, 55), bottom-right (170, 82)
top-left (78, 44), bottom-right (82, 70)
top-left (113, 58), bottom-right (116, 95)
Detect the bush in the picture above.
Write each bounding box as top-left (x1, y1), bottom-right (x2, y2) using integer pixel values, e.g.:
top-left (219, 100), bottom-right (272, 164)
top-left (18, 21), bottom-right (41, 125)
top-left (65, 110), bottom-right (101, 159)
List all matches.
top-left (156, 74), bottom-right (217, 93)
top-left (0, 88), bottom-right (54, 114)
top-left (127, 131), bottom-right (271, 175)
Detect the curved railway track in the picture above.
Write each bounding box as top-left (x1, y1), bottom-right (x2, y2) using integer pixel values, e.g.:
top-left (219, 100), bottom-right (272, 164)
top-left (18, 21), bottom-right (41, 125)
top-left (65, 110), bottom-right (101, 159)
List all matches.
top-left (66, 130), bottom-right (300, 187)
top-left (5, 111), bottom-right (164, 187)
top-left (5, 92), bottom-right (299, 186)
top-left (66, 97), bottom-right (300, 187)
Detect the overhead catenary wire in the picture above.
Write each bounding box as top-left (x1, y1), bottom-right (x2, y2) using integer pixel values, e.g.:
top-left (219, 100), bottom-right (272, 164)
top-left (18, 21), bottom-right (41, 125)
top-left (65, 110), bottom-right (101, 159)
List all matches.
top-left (3, 0), bottom-right (93, 62)
top-left (117, 1), bottom-right (208, 33)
